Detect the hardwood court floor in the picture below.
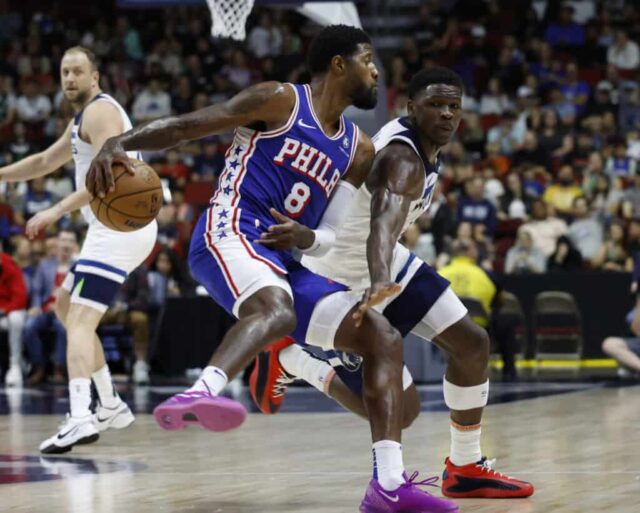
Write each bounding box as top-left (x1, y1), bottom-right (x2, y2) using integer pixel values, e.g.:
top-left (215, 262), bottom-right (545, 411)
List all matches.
top-left (1, 384), bottom-right (639, 513)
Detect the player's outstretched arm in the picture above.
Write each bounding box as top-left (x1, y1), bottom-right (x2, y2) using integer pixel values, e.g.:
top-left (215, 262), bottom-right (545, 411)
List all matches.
top-left (25, 188), bottom-right (91, 239)
top-left (26, 101), bottom-right (126, 238)
top-left (353, 143), bottom-right (424, 326)
top-left (86, 81), bottom-right (295, 197)
top-left (0, 121), bottom-right (73, 183)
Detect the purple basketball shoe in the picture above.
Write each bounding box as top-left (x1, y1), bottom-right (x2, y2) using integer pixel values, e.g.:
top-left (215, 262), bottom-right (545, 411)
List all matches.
top-left (360, 472), bottom-right (459, 513)
top-left (153, 391), bottom-right (247, 432)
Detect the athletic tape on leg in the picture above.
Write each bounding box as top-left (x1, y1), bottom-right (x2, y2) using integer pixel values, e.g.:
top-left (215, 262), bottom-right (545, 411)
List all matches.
top-left (443, 377), bottom-right (489, 410)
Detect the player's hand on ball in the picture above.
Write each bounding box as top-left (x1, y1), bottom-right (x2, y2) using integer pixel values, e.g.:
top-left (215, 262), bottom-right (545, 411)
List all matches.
top-left (256, 208), bottom-right (315, 250)
top-left (86, 137), bottom-right (135, 198)
top-left (25, 207), bottom-right (62, 239)
top-left (353, 281), bottom-right (401, 327)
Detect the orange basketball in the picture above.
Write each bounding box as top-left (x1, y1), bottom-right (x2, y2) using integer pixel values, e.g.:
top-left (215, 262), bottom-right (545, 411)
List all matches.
top-left (90, 159), bottom-right (162, 232)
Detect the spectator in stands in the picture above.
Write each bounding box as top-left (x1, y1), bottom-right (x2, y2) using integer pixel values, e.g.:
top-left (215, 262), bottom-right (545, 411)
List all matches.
top-left (547, 235), bottom-right (583, 272)
top-left (512, 130), bottom-right (552, 170)
top-left (537, 109), bottom-right (566, 155)
top-left (457, 175), bottom-right (497, 235)
top-left (113, 15), bottom-right (144, 61)
top-left (0, 249), bottom-right (27, 386)
top-left (607, 29), bottom-right (640, 71)
top-left (220, 49), bottom-right (257, 92)
top-left (171, 76), bottom-right (193, 115)
top-left (15, 79), bottom-right (51, 135)
top-left (521, 199), bottom-right (568, 257)
top-left (499, 172), bottom-right (529, 220)
top-left (133, 77), bottom-right (172, 123)
top-left (618, 82), bottom-right (640, 136)
top-left (543, 165), bottom-right (583, 216)
top-left (400, 224), bottom-right (436, 266)
top-left (543, 4), bottom-right (585, 48)
top-left (486, 110), bottom-right (521, 155)
top-left (606, 139), bottom-right (637, 178)
top-left (192, 137), bottom-right (225, 182)
top-left (584, 81), bottom-right (618, 119)
top-left (505, 228), bottom-right (546, 274)
top-left (20, 177), bottom-right (57, 221)
top-left (22, 229), bottom-right (76, 384)
top-left (567, 196), bottom-right (603, 262)
top-left (11, 236), bottom-right (35, 293)
top-left (560, 61), bottom-right (590, 116)
top-left (479, 77), bottom-right (513, 116)
top-left (159, 148), bottom-right (189, 186)
top-left (247, 11), bottom-right (282, 59)
top-left (101, 266), bottom-right (152, 385)
top-left (7, 121), bottom-right (34, 163)
top-left (439, 239), bottom-right (496, 325)
top-left (592, 221), bottom-right (634, 272)
top-left (459, 111), bottom-right (485, 155)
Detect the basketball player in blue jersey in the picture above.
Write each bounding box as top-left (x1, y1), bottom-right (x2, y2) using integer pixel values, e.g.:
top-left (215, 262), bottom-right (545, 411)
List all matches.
top-left (0, 47), bottom-right (156, 453)
top-left (88, 26), bottom-right (459, 513)
top-left (250, 67), bottom-right (534, 504)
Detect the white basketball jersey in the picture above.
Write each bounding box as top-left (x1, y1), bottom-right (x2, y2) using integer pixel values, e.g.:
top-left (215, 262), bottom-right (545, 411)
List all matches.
top-left (302, 117), bottom-right (441, 289)
top-left (71, 93), bottom-right (141, 222)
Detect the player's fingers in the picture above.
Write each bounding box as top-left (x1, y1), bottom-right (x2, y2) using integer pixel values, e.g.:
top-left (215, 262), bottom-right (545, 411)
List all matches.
top-left (114, 155), bottom-right (136, 175)
top-left (270, 208), bottom-right (290, 223)
top-left (267, 223), bottom-right (292, 233)
top-left (94, 162), bottom-right (108, 198)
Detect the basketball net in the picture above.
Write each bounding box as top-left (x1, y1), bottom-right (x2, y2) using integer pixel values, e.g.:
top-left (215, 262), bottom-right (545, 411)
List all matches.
top-left (206, 0), bottom-right (255, 40)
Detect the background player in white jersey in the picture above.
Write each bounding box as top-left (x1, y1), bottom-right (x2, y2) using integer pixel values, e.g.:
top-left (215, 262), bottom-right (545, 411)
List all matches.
top-left (0, 47), bottom-right (157, 453)
top-left (250, 67), bottom-right (534, 499)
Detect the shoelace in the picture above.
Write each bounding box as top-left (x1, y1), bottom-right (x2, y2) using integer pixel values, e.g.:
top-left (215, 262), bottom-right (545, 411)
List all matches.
top-left (476, 457), bottom-right (506, 478)
top-left (272, 370), bottom-right (295, 398)
top-left (402, 472), bottom-right (440, 489)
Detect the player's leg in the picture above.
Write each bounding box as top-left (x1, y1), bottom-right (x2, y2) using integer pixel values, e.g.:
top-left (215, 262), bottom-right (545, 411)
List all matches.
top-left (250, 341), bottom-right (420, 427)
top-left (602, 337), bottom-right (640, 373)
top-left (54, 285), bottom-right (129, 427)
top-left (413, 289), bottom-right (533, 498)
top-left (305, 291), bottom-right (458, 513)
top-left (153, 209), bottom-right (296, 432)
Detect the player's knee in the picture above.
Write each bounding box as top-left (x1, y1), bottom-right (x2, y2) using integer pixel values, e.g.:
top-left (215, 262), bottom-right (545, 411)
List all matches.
top-left (359, 312), bottom-right (402, 358)
top-left (602, 337), bottom-right (624, 356)
top-left (258, 292), bottom-right (297, 338)
top-left (451, 324), bottom-right (490, 366)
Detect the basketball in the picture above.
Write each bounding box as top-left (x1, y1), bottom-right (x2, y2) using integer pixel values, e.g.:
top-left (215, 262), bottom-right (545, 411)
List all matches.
top-left (90, 159), bottom-right (162, 232)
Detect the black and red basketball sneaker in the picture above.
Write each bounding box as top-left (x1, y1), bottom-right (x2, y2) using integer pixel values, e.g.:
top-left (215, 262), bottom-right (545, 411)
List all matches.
top-left (249, 337), bottom-right (297, 414)
top-left (442, 457), bottom-right (534, 498)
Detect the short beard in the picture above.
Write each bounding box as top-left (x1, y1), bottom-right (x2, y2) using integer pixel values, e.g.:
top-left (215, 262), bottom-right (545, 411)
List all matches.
top-left (352, 87), bottom-right (377, 110)
top-left (66, 89), bottom-right (91, 110)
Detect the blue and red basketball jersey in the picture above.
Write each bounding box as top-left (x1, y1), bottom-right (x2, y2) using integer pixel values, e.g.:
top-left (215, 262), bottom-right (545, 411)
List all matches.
top-left (210, 83), bottom-right (360, 241)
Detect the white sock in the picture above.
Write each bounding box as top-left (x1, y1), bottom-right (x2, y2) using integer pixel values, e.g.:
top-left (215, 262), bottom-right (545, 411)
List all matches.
top-left (372, 440), bottom-right (405, 491)
top-left (189, 366), bottom-right (228, 395)
top-left (450, 423), bottom-right (482, 466)
top-left (91, 365), bottom-right (120, 408)
top-left (69, 378), bottom-right (92, 419)
top-left (279, 345), bottom-right (335, 394)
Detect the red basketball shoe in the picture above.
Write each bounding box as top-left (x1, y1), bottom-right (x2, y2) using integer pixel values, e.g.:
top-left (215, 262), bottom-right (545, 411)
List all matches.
top-left (249, 337), bottom-right (297, 414)
top-left (442, 457), bottom-right (534, 498)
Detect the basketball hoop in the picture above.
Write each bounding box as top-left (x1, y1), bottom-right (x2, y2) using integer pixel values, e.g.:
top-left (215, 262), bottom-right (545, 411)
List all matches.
top-left (206, 0), bottom-right (255, 41)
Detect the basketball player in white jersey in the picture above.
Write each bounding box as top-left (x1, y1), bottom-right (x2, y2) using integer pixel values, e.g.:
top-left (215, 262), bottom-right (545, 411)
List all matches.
top-left (251, 67), bottom-right (534, 500)
top-left (0, 46), bottom-right (157, 453)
